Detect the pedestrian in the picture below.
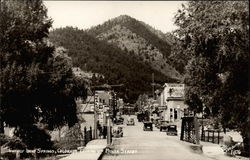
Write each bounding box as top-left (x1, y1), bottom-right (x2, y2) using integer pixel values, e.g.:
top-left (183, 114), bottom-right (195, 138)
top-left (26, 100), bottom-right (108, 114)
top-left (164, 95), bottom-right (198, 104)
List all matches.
top-left (103, 126), bottom-right (107, 139)
top-left (99, 126), bottom-right (103, 138)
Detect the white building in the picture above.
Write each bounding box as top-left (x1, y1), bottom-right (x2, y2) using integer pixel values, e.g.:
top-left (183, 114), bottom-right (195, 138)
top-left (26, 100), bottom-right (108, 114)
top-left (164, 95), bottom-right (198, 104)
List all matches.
top-left (156, 83), bottom-right (189, 122)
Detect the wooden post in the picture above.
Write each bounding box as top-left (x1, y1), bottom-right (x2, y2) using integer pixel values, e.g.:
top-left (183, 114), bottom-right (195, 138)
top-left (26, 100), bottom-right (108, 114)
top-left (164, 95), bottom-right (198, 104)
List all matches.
top-left (212, 130), bottom-right (215, 143)
top-left (180, 118), bottom-right (184, 141)
top-left (194, 116), bottom-right (200, 144)
top-left (84, 127), bottom-right (87, 145)
top-left (207, 130), bottom-right (210, 142)
top-left (90, 126), bottom-right (92, 140)
top-left (110, 126), bottom-right (112, 143)
top-left (218, 131), bottom-right (220, 144)
top-left (107, 118), bottom-right (111, 145)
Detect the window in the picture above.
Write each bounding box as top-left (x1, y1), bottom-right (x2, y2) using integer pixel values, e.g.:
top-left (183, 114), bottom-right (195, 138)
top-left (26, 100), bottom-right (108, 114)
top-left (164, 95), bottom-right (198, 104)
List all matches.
top-left (174, 109), bottom-right (178, 119)
top-left (170, 108), bottom-right (173, 112)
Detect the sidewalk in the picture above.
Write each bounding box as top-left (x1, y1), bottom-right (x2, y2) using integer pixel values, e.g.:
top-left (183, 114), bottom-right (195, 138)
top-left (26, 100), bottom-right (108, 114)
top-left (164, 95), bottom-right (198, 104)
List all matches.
top-left (60, 139), bottom-right (107, 160)
top-left (201, 141), bottom-right (248, 160)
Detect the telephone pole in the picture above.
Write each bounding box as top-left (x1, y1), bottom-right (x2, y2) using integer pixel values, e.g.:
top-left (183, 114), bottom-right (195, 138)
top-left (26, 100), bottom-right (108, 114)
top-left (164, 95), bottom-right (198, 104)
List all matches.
top-left (150, 73), bottom-right (155, 119)
top-left (93, 91), bottom-right (98, 139)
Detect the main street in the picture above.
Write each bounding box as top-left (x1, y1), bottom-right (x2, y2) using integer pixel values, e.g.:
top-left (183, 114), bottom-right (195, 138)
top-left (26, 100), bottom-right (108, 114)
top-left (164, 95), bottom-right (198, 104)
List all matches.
top-left (102, 115), bottom-right (213, 160)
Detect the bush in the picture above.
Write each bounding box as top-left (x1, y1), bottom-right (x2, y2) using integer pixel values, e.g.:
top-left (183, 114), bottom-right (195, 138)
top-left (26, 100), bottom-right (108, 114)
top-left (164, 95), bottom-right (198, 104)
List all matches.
top-left (0, 133), bottom-right (27, 150)
top-left (53, 123), bottom-right (83, 150)
top-left (14, 125), bottom-right (53, 149)
top-left (0, 133), bottom-right (10, 145)
top-left (1, 152), bottom-right (16, 160)
top-left (4, 137), bottom-right (27, 150)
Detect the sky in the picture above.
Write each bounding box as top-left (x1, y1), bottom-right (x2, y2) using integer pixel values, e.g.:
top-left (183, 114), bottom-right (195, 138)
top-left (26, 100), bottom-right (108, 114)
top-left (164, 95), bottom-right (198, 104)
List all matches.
top-left (43, 1), bottom-right (186, 33)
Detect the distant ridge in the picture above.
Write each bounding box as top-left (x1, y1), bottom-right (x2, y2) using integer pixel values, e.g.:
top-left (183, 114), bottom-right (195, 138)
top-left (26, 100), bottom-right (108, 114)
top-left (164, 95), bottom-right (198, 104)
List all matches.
top-left (49, 27), bottom-right (178, 103)
top-left (87, 15), bottom-right (182, 80)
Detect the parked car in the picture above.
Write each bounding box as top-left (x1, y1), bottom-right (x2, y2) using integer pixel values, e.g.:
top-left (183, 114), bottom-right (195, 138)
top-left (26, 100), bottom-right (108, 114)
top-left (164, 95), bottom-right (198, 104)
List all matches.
top-left (137, 113), bottom-right (149, 122)
top-left (155, 119), bottom-right (161, 128)
top-left (166, 125), bottom-right (177, 136)
top-left (112, 126), bottom-right (123, 138)
top-left (127, 117), bottom-right (135, 126)
top-left (143, 121), bottom-right (153, 131)
top-left (159, 120), bottom-right (170, 131)
top-left (115, 117), bottom-right (124, 125)
top-left (153, 118), bottom-right (160, 125)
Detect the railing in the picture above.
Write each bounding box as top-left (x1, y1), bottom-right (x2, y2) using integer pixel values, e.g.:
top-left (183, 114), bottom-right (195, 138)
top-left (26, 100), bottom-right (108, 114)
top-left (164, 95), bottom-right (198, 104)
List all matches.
top-left (201, 129), bottom-right (223, 144)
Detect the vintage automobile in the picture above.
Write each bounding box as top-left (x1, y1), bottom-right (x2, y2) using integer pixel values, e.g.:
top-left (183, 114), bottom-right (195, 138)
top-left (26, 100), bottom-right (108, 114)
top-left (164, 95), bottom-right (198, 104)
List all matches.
top-left (159, 120), bottom-right (170, 131)
top-left (137, 112), bottom-right (150, 122)
top-left (152, 118), bottom-right (160, 125)
top-left (112, 126), bottom-right (123, 138)
top-left (115, 117), bottom-right (124, 125)
top-left (143, 121), bottom-right (153, 131)
top-left (127, 117), bottom-right (135, 126)
top-left (166, 125), bottom-right (178, 136)
top-left (155, 119), bottom-right (163, 128)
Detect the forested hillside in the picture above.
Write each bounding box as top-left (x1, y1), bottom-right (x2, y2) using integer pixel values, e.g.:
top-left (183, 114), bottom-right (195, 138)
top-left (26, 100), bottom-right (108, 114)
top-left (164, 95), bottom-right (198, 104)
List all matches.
top-left (87, 15), bottom-right (182, 79)
top-left (49, 27), bottom-right (177, 102)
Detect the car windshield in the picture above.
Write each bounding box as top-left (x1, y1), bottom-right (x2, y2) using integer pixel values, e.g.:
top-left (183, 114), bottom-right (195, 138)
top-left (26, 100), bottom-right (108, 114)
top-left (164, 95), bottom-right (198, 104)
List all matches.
top-left (144, 122), bottom-right (152, 126)
top-left (169, 125), bottom-right (176, 128)
top-left (161, 121), bottom-right (168, 124)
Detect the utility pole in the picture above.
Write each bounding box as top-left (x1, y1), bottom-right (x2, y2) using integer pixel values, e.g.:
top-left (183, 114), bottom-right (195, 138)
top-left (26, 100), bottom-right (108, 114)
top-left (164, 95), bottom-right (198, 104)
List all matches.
top-left (107, 114), bottom-right (111, 145)
top-left (93, 90), bottom-right (98, 139)
top-left (150, 73), bottom-right (155, 119)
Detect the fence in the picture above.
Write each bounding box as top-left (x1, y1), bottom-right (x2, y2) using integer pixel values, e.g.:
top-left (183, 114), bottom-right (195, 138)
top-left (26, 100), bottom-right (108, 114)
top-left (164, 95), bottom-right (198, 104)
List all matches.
top-left (180, 117), bottom-right (198, 144)
top-left (201, 129), bottom-right (223, 144)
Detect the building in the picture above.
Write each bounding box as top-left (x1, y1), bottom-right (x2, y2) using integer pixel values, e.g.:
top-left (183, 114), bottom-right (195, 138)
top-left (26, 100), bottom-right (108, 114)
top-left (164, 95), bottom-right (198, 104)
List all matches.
top-left (156, 83), bottom-right (189, 122)
top-left (78, 90), bottom-right (117, 123)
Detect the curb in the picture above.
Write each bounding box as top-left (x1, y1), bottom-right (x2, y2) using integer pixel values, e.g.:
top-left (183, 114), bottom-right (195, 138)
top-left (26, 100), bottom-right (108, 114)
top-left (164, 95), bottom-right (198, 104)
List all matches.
top-left (97, 147), bottom-right (106, 160)
top-left (98, 141), bottom-right (115, 160)
top-left (97, 142), bottom-right (111, 160)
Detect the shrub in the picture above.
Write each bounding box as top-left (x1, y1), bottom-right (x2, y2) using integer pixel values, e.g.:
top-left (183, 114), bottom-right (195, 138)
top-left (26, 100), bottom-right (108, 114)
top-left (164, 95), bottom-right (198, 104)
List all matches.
top-left (53, 123), bottom-right (83, 150)
top-left (0, 133), bottom-right (10, 145)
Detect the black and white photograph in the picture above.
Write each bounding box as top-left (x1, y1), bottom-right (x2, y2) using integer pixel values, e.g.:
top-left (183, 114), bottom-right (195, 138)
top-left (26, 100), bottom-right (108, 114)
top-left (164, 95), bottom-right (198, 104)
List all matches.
top-left (0, 1), bottom-right (249, 160)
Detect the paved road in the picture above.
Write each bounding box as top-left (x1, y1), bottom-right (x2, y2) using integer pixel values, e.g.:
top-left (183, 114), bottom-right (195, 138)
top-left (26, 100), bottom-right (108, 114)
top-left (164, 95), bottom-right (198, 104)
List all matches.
top-left (102, 115), bottom-right (213, 160)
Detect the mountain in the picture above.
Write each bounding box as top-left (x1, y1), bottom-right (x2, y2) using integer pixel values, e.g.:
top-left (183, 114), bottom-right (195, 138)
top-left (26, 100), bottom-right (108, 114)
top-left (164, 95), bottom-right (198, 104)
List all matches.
top-left (87, 15), bottom-right (182, 79)
top-left (49, 27), bottom-right (178, 103)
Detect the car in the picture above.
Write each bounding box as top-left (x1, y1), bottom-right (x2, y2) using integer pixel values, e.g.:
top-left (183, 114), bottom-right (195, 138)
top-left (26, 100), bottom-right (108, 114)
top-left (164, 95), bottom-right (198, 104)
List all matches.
top-left (166, 125), bottom-right (178, 136)
top-left (115, 117), bottom-right (124, 125)
top-left (152, 118), bottom-right (160, 125)
top-left (155, 119), bottom-right (163, 128)
top-left (143, 121), bottom-right (153, 131)
top-left (159, 120), bottom-right (170, 131)
top-left (112, 126), bottom-right (123, 138)
top-left (127, 117), bottom-right (135, 126)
